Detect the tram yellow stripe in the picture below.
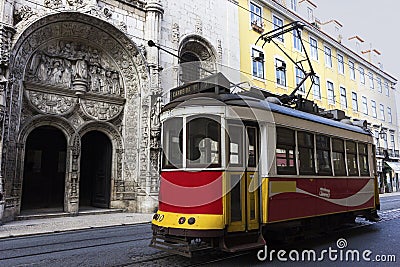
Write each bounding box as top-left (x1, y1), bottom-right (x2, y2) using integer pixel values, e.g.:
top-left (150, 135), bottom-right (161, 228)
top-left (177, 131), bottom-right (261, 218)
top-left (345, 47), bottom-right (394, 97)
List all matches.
top-left (152, 211), bottom-right (225, 230)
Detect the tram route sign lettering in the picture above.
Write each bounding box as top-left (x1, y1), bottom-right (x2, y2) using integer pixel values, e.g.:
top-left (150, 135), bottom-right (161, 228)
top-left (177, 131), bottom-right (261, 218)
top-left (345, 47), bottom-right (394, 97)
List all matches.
top-left (170, 82), bottom-right (216, 101)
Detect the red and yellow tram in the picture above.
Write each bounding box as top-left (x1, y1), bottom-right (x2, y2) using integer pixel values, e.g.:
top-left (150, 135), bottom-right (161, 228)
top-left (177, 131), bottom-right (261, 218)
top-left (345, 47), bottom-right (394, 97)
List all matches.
top-left (150, 75), bottom-right (380, 256)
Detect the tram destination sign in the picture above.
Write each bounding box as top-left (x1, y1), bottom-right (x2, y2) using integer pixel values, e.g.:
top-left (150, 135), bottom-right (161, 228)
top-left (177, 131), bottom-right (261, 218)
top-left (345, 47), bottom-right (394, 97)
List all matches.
top-left (169, 73), bottom-right (231, 101)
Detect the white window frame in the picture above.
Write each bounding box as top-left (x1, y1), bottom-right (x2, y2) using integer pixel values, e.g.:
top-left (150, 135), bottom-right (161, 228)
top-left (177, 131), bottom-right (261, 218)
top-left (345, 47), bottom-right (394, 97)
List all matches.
top-left (368, 72), bottom-right (374, 89)
top-left (324, 46), bottom-right (332, 68)
top-left (384, 81), bottom-right (390, 96)
top-left (295, 66), bottom-right (305, 93)
top-left (388, 107), bottom-right (393, 123)
top-left (359, 66), bottom-right (365, 84)
top-left (351, 92), bottom-right (358, 112)
top-left (309, 37), bottom-right (318, 61)
top-left (275, 57), bottom-right (287, 87)
top-left (313, 76), bottom-right (321, 100)
top-left (361, 96), bottom-right (368, 115)
top-left (340, 86), bottom-right (347, 109)
top-left (327, 81), bottom-right (335, 105)
top-left (380, 104), bottom-right (385, 121)
top-left (371, 100), bottom-right (377, 118)
top-left (250, 2), bottom-right (263, 28)
top-left (272, 14), bottom-right (284, 43)
top-left (349, 60), bottom-right (355, 80)
top-left (293, 29), bottom-right (302, 52)
top-left (290, 0), bottom-right (298, 11)
top-left (337, 54), bottom-right (344, 74)
top-left (377, 77), bottom-right (382, 93)
top-left (251, 47), bottom-right (265, 80)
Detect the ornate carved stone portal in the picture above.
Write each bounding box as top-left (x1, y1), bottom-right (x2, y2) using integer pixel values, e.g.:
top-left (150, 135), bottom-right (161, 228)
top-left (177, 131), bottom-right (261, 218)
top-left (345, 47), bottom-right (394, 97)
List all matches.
top-left (1, 12), bottom-right (156, 219)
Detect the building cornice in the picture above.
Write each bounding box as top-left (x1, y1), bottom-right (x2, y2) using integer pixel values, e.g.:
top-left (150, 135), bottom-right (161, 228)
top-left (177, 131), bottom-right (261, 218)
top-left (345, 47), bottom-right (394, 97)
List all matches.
top-left (259, 0), bottom-right (397, 83)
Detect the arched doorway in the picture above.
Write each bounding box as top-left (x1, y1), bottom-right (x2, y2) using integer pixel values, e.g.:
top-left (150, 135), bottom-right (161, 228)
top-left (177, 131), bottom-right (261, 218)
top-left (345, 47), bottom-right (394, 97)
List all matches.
top-left (21, 126), bottom-right (67, 211)
top-left (80, 131), bottom-right (112, 208)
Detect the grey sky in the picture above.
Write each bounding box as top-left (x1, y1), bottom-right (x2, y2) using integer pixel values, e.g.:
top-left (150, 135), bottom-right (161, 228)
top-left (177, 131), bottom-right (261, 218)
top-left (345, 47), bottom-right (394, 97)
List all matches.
top-left (312, 0), bottom-right (399, 82)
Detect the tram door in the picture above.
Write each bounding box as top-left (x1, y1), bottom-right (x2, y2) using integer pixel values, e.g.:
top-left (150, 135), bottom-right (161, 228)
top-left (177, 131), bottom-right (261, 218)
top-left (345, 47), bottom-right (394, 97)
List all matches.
top-left (227, 125), bottom-right (260, 232)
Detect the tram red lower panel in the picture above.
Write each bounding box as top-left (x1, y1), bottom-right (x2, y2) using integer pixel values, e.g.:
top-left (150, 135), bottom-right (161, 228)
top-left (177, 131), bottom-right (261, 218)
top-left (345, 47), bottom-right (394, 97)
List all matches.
top-left (159, 171), bottom-right (223, 215)
top-left (268, 178), bottom-right (375, 222)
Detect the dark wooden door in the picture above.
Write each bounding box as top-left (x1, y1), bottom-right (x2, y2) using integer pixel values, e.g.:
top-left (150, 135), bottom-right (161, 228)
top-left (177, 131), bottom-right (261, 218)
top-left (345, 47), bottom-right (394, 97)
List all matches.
top-left (80, 131), bottom-right (112, 208)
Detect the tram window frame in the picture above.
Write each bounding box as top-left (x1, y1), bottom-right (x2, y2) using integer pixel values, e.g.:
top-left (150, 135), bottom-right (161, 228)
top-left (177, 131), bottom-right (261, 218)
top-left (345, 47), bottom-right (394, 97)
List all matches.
top-left (346, 141), bottom-right (358, 176)
top-left (247, 126), bottom-right (258, 168)
top-left (332, 138), bottom-right (346, 176)
top-left (228, 124), bottom-right (244, 167)
top-left (297, 131), bottom-right (316, 175)
top-left (358, 143), bottom-right (370, 176)
top-left (276, 127), bottom-right (296, 175)
top-left (186, 116), bottom-right (221, 168)
top-left (316, 135), bottom-right (332, 176)
top-left (162, 117), bottom-right (183, 169)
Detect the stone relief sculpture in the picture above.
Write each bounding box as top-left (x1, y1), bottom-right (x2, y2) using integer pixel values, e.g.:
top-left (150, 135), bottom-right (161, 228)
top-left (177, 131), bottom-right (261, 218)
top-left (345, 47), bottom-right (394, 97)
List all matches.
top-left (26, 40), bottom-right (123, 97)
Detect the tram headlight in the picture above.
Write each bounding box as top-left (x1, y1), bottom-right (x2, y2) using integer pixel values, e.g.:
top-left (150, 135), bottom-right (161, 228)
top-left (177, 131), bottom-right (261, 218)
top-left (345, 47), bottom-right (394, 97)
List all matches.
top-left (178, 217), bottom-right (186, 224)
top-left (153, 214), bottom-right (159, 220)
top-left (188, 217), bottom-right (196, 225)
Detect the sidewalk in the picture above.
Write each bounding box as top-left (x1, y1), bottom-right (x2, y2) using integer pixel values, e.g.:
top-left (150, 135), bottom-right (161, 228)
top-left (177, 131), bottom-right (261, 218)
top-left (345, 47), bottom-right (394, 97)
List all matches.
top-left (0, 211), bottom-right (153, 239)
top-left (379, 191), bottom-right (400, 198)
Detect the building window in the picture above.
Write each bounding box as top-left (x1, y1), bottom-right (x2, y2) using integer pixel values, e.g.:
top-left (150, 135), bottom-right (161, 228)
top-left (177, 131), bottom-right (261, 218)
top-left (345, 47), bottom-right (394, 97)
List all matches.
top-left (310, 37), bottom-right (318, 60)
top-left (276, 127), bottom-right (296, 175)
top-left (290, 0), bottom-right (298, 11)
top-left (275, 58), bottom-right (286, 86)
top-left (293, 30), bottom-right (302, 51)
top-left (390, 134), bottom-right (395, 150)
top-left (349, 60), bottom-right (355, 80)
top-left (380, 104), bottom-right (385, 121)
top-left (377, 77), bottom-right (382, 93)
top-left (384, 81), bottom-right (390, 96)
top-left (327, 81), bottom-right (335, 105)
top-left (316, 135), bottom-right (332, 175)
top-left (337, 54), bottom-right (344, 74)
top-left (252, 48), bottom-right (264, 79)
top-left (359, 67), bottom-right (365, 84)
top-left (273, 15), bottom-right (284, 42)
top-left (368, 72), bottom-right (374, 89)
top-left (250, 2), bottom-right (262, 28)
top-left (313, 76), bottom-right (321, 100)
top-left (340, 87), bottom-right (347, 109)
top-left (324, 46), bottom-right (332, 67)
top-left (371, 100), bottom-right (377, 118)
top-left (388, 107), bottom-right (392, 123)
top-left (352, 92), bottom-right (358, 112)
top-left (361, 96), bottom-right (368, 114)
top-left (298, 131), bottom-right (315, 175)
top-left (295, 67), bottom-right (305, 93)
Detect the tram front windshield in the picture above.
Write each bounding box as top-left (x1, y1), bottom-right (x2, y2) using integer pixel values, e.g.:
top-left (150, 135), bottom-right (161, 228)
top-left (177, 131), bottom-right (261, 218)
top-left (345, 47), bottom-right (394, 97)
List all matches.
top-left (162, 116), bottom-right (221, 169)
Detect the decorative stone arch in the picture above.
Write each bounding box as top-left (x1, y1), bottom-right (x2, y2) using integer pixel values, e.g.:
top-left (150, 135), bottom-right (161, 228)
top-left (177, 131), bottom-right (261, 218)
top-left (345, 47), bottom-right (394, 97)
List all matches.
top-left (2, 11), bottom-right (154, 217)
top-left (178, 35), bottom-right (218, 83)
top-left (16, 115), bottom-right (75, 214)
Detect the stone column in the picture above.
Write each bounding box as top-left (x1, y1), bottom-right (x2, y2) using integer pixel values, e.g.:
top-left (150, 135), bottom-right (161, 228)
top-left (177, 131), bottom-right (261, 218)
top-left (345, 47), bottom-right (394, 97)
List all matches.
top-left (135, 0), bottom-right (163, 212)
top-left (0, 0), bottom-right (15, 224)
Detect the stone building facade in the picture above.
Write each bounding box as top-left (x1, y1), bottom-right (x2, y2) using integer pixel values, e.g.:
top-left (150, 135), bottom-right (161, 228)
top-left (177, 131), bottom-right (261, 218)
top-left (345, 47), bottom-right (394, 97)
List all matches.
top-left (0, 0), bottom-right (240, 222)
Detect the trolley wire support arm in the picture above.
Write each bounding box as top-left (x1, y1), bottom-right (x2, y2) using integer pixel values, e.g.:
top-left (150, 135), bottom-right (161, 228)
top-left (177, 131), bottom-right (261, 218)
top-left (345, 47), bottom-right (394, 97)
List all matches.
top-left (255, 21), bottom-right (316, 104)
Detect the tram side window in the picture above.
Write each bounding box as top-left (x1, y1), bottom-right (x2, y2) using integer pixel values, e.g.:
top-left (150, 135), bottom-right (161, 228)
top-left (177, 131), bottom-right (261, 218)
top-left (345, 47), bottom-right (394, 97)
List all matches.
top-left (187, 116), bottom-right (221, 168)
top-left (316, 135), bottom-right (332, 175)
top-left (276, 127), bottom-right (296, 175)
top-left (298, 131), bottom-right (315, 175)
top-left (332, 138), bottom-right (346, 176)
top-left (359, 143), bottom-right (369, 176)
top-left (346, 141), bottom-right (358, 176)
top-left (162, 118), bottom-right (183, 169)
top-left (228, 124), bottom-right (243, 166)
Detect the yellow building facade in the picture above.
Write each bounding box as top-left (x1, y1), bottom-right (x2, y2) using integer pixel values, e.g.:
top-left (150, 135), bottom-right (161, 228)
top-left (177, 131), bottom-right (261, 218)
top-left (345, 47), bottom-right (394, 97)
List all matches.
top-left (238, 0), bottom-right (399, 192)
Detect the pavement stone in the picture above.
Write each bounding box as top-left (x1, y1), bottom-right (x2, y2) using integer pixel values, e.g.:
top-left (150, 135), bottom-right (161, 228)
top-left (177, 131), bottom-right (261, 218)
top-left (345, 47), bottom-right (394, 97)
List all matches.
top-left (0, 212), bottom-right (153, 239)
